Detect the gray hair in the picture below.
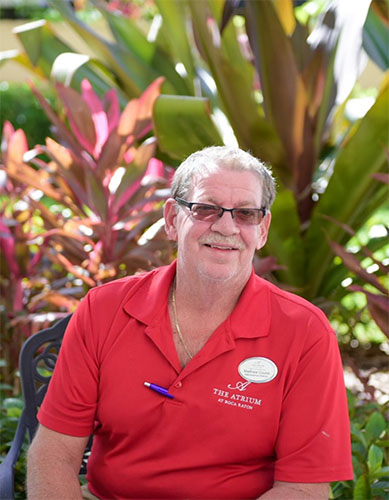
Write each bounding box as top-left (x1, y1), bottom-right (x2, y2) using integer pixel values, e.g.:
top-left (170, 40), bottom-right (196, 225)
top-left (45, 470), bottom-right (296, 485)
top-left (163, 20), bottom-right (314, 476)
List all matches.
top-left (171, 146), bottom-right (276, 209)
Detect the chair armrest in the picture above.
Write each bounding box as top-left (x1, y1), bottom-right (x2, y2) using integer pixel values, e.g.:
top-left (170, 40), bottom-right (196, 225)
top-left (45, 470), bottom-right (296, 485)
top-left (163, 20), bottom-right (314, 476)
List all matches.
top-left (0, 410), bottom-right (28, 500)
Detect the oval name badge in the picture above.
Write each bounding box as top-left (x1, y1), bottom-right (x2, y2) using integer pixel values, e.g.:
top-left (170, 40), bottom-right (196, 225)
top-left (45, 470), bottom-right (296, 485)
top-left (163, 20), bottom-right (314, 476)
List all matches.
top-left (238, 357), bottom-right (278, 384)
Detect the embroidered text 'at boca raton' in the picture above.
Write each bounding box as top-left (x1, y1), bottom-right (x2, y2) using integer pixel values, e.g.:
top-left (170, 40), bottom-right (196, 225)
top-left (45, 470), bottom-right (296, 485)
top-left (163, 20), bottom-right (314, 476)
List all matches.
top-left (212, 387), bottom-right (262, 411)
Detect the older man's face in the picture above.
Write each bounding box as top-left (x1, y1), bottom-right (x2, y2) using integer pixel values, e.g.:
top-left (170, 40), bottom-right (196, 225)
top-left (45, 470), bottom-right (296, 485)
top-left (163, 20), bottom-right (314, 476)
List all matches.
top-left (165, 167), bottom-right (271, 285)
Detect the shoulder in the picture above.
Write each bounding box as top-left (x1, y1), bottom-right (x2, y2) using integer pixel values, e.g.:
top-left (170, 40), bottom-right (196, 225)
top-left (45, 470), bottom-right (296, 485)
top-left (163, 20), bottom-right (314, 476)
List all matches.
top-left (86, 266), bottom-right (164, 307)
top-left (252, 275), bottom-right (334, 335)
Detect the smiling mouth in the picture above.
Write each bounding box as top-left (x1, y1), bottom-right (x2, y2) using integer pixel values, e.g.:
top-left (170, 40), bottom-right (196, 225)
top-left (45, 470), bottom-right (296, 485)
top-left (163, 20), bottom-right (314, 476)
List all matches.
top-left (204, 244), bottom-right (238, 251)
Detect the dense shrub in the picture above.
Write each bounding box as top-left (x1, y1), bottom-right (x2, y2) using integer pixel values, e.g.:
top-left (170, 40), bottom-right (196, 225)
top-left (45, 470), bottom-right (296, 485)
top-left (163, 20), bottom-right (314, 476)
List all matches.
top-left (0, 83), bottom-right (55, 147)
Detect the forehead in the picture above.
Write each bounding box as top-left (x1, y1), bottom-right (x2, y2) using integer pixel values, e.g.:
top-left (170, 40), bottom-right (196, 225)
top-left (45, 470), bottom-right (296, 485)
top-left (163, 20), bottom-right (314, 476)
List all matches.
top-left (189, 167), bottom-right (263, 206)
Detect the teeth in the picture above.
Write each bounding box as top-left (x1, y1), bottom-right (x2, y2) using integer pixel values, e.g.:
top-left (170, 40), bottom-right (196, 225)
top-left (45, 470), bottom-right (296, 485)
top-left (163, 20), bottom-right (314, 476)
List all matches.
top-left (210, 245), bottom-right (234, 250)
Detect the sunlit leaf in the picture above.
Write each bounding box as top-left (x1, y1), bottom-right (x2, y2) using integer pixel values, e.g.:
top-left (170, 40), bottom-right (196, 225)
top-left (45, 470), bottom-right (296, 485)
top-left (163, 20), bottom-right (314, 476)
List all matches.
top-left (153, 95), bottom-right (223, 160)
top-left (155, 0), bottom-right (196, 86)
top-left (363, 3), bottom-right (389, 71)
top-left (272, 0), bottom-right (296, 36)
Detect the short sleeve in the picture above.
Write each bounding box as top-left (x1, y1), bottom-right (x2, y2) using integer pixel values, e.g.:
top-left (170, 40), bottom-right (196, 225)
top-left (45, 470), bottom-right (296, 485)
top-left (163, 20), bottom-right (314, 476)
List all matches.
top-left (38, 293), bottom-right (99, 437)
top-left (274, 321), bottom-right (353, 482)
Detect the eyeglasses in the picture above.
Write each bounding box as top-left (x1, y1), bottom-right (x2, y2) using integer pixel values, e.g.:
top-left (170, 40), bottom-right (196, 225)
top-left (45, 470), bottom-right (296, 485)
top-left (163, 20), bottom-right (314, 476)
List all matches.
top-left (175, 197), bottom-right (267, 226)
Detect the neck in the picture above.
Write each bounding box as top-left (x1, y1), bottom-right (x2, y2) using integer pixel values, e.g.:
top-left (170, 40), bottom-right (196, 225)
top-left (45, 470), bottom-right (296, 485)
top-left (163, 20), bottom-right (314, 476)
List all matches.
top-left (174, 265), bottom-right (251, 315)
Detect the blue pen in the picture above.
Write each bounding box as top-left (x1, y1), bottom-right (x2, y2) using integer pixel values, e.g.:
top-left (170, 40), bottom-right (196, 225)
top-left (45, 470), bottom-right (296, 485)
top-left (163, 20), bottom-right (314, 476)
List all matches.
top-left (144, 381), bottom-right (174, 399)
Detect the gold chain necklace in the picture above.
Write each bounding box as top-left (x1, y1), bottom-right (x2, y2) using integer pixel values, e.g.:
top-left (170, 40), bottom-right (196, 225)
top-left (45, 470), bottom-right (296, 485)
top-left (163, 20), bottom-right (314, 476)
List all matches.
top-left (171, 284), bottom-right (193, 360)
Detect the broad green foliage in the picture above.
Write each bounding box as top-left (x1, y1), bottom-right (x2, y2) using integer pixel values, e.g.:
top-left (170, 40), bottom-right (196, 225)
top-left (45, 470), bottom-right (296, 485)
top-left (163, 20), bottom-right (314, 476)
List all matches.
top-left (3, 0), bottom-right (386, 302)
top-left (1, 0), bottom-right (388, 331)
top-left (0, 393), bottom-right (27, 500)
top-left (331, 390), bottom-right (389, 500)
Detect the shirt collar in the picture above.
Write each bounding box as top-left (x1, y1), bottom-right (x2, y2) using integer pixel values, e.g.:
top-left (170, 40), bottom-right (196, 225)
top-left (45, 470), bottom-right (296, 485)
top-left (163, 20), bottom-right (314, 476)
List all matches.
top-left (123, 261), bottom-right (270, 339)
top-left (229, 268), bottom-right (271, 339)
top-left (123, 260), bottom-right (177, 325)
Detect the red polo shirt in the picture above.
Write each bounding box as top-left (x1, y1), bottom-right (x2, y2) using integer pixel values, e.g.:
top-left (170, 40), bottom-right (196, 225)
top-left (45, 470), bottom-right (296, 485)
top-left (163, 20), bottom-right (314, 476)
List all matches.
top-left (38, 261), bottom-right (353, 499)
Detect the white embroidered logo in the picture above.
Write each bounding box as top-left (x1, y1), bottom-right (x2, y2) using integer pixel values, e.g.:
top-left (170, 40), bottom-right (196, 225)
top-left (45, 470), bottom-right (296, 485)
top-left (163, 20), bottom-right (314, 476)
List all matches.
top-left (227, 381), bottom-right (251, 391)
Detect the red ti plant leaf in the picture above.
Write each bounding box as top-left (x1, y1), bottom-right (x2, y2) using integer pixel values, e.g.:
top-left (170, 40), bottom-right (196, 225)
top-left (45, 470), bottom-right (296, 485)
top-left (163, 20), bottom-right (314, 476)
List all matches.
top-left (56, 83), bottom-right (97, 158)
top-left (7, 128), bottom-right (29, 173)
top-left (28, 291), bottom-right (80, 313)
top-left (366, 294), bottom-right (389, 338)
top-left (45, 250), bottom-right (96, 288)
top-left (1, 121), bottom-right (16, 166)
top-left (324, 214), bottom-right (389, 275)
top-left (133, 76), bottom-right (165, 138)
top-left (0, 219), bottom-right (20, 277)
top-left (81, 79), bottom-right (109, 158)
top-left (328, 239), bottom-right (387, 295)
top-left (104, 88), bottom-right (121, 135)
top-left (349, 285), bottom-right (389, 338)
top-left (371, 172), bottom-right (389, 184)
top-left (142, 158), bottom-right (167, 185)
top-left (29, 82), bottom-right (93, 169)
top-left (87, 240), bottom-right (103, 274)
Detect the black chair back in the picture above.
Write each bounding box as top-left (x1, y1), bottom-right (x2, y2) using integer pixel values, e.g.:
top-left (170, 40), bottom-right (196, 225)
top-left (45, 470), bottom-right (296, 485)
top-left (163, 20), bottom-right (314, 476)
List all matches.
top-left (20, 314), bottom-right (72, 442)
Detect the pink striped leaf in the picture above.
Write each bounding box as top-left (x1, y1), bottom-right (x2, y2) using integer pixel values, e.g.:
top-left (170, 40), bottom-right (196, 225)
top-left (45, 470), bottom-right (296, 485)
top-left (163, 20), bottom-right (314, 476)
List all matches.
top-left (81, 79), bottom-right (109, 158)
top-left (0, 219), bottom-right (20, 277)
top-left (56, 83), bottom-right (96, 157)
top-left (104, 88), bottom-right (121, 134)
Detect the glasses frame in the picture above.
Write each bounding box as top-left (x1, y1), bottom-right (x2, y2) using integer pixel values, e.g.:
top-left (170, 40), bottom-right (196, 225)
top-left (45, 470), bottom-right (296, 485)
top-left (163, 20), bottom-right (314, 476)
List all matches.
top-left (174, 197), bottom-right (267, 226)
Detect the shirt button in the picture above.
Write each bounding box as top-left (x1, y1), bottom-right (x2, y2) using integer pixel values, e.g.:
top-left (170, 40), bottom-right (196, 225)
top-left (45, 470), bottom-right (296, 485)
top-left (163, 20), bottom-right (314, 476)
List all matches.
top-left (174, 381), bottom-right (182, 389)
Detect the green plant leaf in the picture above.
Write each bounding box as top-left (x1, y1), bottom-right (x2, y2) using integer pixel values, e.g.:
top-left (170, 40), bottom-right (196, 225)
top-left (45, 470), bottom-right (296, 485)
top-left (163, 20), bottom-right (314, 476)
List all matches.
top-left (47, 0), bottom-right (161, 97)
top-left (3, 397), bottom-right (23, 409)
top-left (13, 20), bottom-right (73, 78)
top-left (153, 95), bottom-right (223, 160)
top-left (375, 439), bottom-right (389, 448)
top-left (305, 83), bottom-right (389, 299)
top-left (363, 5), bottom-right (389, 71)
top-left (371, 481), bottom-right (389, 500)
top-left (94, 0), bottom-right (189, 96)
top-left (245, 0), bottom-right (313, 201)
top-left (264, 188), bottom-right (305, 288)
top-left (0, 48), bottom-right (45, 78)
top-left (373, 466), bottom-right (389, 478)
top-left (368, 444), bottom-right (384, 477)
top-left (365, 412), bottom-right (386, 444)
top-left (154, 0), bottom-right (196, 85)
top-left (189, 0), bottom-right (285, 173)
top-left (351, 423), bottom-right (368, 449)
top-left (353, 475), bottom-right (371, 500)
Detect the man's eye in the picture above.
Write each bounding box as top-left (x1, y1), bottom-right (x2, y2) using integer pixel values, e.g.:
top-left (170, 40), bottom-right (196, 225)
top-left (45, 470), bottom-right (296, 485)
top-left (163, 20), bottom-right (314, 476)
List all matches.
top-left (193, 204), bottom-right (218, 215)
top-left (236, 209), bottom-right (256, 218)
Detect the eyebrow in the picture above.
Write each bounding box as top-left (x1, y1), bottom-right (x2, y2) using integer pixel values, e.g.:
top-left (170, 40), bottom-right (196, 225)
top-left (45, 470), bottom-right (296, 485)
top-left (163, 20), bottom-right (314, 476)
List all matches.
top-left (204, 197), bottom-right (259, 208)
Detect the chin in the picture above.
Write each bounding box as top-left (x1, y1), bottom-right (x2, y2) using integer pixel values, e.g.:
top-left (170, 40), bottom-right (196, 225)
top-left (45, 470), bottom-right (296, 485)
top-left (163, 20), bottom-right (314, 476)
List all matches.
top-left (198, 263), bottom-right (242, 283)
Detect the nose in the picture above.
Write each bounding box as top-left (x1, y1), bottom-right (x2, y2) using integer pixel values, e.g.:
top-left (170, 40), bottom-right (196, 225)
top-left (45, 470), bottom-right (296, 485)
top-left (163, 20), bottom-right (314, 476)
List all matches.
top-left (210, 210), bottom-right (240, 236)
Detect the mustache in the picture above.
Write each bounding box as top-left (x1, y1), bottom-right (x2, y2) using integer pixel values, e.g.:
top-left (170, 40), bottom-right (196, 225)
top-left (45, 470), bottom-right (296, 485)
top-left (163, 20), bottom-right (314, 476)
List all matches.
top-left (198, 234), bottom-right (246, 250)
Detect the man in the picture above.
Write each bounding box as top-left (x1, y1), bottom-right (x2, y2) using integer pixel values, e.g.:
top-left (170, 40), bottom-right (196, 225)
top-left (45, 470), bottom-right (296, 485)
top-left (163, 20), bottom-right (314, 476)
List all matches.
top-left (27, 146), bottom-right (353, 499)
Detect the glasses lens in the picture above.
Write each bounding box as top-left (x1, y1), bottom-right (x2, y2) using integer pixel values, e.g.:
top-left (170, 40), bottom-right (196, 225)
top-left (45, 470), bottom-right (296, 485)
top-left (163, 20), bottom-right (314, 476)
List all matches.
top-left (191, 203), bottom-right (220, 221)
top-left (234, 209), bottom-right (262, 225)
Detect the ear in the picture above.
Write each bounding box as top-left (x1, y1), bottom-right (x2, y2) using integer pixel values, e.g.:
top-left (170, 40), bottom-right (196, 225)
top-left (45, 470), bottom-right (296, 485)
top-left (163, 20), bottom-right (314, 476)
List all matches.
top-left (164, 198), bottom-right (178, 241)
top-left (256, 211), bottom-right (271, 250)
